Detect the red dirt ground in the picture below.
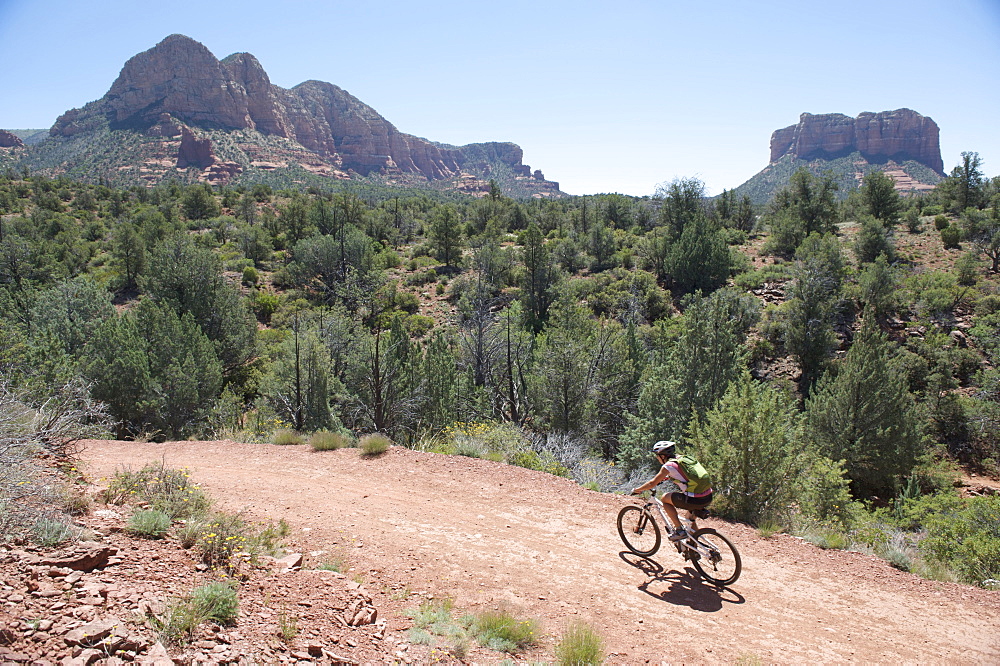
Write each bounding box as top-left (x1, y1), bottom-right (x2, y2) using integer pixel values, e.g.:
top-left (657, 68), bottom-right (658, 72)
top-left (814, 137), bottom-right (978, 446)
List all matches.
top-left (69, 439), bottom-right (1000, 664)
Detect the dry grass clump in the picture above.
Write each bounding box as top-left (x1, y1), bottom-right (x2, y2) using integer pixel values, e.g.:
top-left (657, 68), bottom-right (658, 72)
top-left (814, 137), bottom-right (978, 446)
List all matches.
top-left (360, 433), bottom-right (391, 456)
top-left (308, 430), bottom-right (352, 451)
top-left (272, 429), bottom-right (304, 446)
top-left (555, 621), bottom-right (605, 665)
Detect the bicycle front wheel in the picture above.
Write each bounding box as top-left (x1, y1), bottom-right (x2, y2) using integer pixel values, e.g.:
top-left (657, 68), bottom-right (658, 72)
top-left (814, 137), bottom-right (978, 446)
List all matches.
top-left (690, 528), bottom-right (741, 586)
top-left (616, 505), bottom-right (661, 556)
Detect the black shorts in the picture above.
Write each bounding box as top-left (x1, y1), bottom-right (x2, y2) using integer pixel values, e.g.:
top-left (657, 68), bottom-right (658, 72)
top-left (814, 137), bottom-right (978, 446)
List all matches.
top-left (670, 492), bottom-right (712, 511)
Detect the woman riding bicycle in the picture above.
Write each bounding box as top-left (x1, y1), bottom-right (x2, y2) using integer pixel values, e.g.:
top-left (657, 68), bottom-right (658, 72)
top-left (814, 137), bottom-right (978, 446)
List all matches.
top-left (631, 441), bottom-right (713, 542)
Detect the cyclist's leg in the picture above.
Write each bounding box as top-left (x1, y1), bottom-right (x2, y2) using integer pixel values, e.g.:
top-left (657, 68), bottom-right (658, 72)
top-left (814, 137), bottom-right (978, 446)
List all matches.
top-left (672, 493), bottom-right (712, 531)
top-left (661, 492), bottom-right (683, 530)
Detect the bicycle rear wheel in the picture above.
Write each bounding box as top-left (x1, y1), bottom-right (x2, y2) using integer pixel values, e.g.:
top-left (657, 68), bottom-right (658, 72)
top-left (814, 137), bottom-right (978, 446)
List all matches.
top-left (690, 528), bottom-right (741, 586)
top-left (616, 505), bottom-right (661, 556)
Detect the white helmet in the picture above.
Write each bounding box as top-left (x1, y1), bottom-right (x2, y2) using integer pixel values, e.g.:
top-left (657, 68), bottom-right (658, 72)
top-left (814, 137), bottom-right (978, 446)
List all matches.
top-left (651, 440), bottom-right (676, 457)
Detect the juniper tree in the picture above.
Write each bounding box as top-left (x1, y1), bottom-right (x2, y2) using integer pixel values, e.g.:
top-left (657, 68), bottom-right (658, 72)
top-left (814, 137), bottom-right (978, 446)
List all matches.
top-left (141, 235), bottom-right (257, 375)
top-left (665, 216), bottom-right (731, 295)
top-left (857, 254), bottom-right (898, 323)
top-left (417, 329), bottom-right (459, 431)
top-left (764, 168), bottom-right (839, 257)
top-left (82, 313), bottom-right (153, 438)
top-left (805, 314), bottom-right (924, 498)
top-left (84, 299), bottom-right (222, 438)
top-left (860, 170), bottom-right (902, 225)
top-left (853, 215), bottom-right (896, 264)
top-left (520, 222), bottom-right (560, 333)
top-left (618, 289), bottom-right (758, 472)
top-left (687, 372), bottom-right (811, 524)
top-left (530, 302), bottom-right (597, 434)
top-left (134, 299), bottom-right (223, 438)
top-left (784, 254), bottom-right (840, 395)
top-left (430, 204), bottom-right (463, 270)
top-left (111, 221), bottom-right (146, 289)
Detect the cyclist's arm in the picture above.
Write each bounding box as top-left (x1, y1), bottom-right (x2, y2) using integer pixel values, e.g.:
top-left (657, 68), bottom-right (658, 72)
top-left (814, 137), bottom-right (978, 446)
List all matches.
top-left (632, 467), bottom-right (669, 495)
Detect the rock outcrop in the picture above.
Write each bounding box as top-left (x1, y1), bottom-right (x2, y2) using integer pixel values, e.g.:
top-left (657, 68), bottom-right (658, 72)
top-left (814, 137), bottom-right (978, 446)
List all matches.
top-left (0, 130), bottom-right (24, 148)
top-left (50, 34), bottom-right (555, 190)
top-left (176, 126), bottom-right (215, 169)
top-left (769, 109), bottom-right (943, 174)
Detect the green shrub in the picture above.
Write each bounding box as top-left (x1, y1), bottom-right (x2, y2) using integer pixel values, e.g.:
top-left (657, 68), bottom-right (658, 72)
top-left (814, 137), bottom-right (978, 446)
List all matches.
top-left (277, 608), bottom-right (298, 641)
top-left (377, 248), bottom-right (401, 269)
top-left (189, 512), bottom-right (288, 572)
top-left (241, 266), bottom-right (259, 286)
top-left (152, 597), bottom-right (203, 644)
top-left (176, 519), bottom-right (203, 549)
top-left (360, 433), bottom-right (391, 456)
top-left (316, 555), bottom-right (348, 572)
top-left (454, 440), bottom-right (485, 458)
top-left (921, 495), bottom-right (1000, 586)
top-left (394, 291), bottom-right (420, 314)
top-left (405, 598), bottom-right (469, 655)
top-left (975, 294), bottom-right (1000, 316)
top-left (801, 526), bottom-right (850, 550)
top-left (940, 225), bottom-right (961, 249)
top-left (308, 430), bottom-right (351, 451)
top-left (191, 580), bottom-right (239, 624)
top-left (31, 517), bottom-right (74, 548)
top-left (465, 608), bottom-right (539, 653)
top-left (934, 214), bottom-right (950, 231)
top-left (407, 598), bottom-right (458, 636)
top-left (252, 290), bottom-right (279, 323)
top-left (405, 314), bottom-right (435, 337)
top-left (405, 268), bottom-right (438, 287)
top-left (556, 621), bottom-right (605, 666)
top-left (509, 449), bottom-right (569, 477)
top-left (128, 508), bottom-right (172, 539)
top-left (273, 429), bottom-right (303, 446)
top-left (731, 264), bottom-right (790, 291)
top-left (955, 252), bottom-right (980, 286)
top-left (104, 463), bottom-right (210, 520)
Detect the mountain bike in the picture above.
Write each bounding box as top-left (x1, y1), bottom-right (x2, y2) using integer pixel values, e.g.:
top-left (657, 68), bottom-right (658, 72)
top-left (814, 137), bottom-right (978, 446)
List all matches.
top-left (616, 491), bottom-right (741, 587)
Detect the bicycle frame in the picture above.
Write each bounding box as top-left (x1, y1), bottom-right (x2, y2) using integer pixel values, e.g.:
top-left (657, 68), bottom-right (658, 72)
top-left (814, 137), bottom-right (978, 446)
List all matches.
top-left (642, 494), bottom-right (698, 535)
top-left (640, 494), bottom-right (711, 560)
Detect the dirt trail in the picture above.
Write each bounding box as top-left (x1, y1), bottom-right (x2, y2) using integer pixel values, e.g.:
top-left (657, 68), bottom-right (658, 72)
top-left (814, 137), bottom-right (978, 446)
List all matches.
top-left (80, 440), bottom-right (1000, 663)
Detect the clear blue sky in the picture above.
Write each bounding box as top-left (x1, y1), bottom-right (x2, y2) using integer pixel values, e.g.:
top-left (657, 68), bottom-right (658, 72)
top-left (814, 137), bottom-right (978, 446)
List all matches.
top-left (1, 0), bottom-right (998, 196)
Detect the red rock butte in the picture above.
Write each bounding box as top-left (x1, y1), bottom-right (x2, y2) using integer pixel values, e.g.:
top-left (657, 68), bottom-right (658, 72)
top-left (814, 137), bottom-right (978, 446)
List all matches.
top-left (769, 109), bottom-right (943, 175)
top-left (49, 34), bottom-right (558, 191)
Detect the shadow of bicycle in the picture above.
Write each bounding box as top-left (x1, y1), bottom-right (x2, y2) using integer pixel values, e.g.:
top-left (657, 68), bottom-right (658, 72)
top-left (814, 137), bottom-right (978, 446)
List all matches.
top-left (619, 551), bottom-right (745, 612)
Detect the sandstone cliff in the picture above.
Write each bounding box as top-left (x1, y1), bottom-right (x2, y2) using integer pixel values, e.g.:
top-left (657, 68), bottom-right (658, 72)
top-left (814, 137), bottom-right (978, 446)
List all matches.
top-left (0, 130), bottom-right (24, 148)
top-left (769, 109), bottom-right (943, 174)
top-left (50, 34), bottom-right (557, 192)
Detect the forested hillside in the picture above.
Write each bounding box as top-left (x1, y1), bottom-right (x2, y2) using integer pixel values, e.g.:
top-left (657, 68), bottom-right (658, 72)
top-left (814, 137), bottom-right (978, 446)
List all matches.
top-left (2, 154), bottom-right (999, 587)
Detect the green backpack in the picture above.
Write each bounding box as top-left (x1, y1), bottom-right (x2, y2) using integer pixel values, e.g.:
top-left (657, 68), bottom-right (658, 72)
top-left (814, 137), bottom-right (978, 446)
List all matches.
top-left (675, 454), bottom-right (712, 495)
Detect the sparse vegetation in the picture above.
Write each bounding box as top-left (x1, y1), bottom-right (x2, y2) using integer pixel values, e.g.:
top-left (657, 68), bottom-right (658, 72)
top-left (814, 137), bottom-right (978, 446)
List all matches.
top-left (152, 580), bottom-right (239, 645)
top-left (273, 429), bottom-right (304, 446)
top-left (464, 607), bottom-right (540, 653)
top-left (191, 580), bottom-right (239, 624)
top-left (555, 621), bottom-right (605, 665)
top-left (360, 433), bottom-right (391, 456)
top-left (308, 430), bottom-right (351, 451)
top-left (128, 508), bottom-right (172, 539)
